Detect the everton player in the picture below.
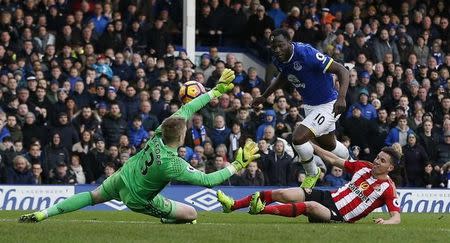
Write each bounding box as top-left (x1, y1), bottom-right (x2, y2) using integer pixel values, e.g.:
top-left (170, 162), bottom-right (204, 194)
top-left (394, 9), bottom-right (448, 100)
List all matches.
top-left (217, 143), bottom-right (402, 224)
top-left (252, 29), bottom-right (350, 188)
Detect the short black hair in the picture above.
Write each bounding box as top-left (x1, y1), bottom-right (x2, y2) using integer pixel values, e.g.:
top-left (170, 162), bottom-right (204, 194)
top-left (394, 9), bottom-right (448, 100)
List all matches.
top-left (381, 147), bottom-right (402, 167)
top-left (271, 28), bottom-right (291, 41)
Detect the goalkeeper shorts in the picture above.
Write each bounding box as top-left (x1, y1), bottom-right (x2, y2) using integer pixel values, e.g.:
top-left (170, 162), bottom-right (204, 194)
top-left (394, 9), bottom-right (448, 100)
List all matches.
top-left (100, 171), bottom-right (177, 219)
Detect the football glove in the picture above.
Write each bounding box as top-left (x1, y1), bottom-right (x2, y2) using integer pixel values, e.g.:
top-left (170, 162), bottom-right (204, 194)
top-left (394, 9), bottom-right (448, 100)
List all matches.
top-left (210, 68), bottom-right (235, 97)
top-left (231, 139), bottom-right (260, 171)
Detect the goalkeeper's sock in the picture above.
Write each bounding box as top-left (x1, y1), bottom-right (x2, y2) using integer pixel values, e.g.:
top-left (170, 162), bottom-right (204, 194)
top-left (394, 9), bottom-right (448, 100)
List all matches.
top-left (259, 190), bottom-right (274, 204)
top-left (232, 195), bottom-right (253, 210)
top-left (261, 203), bottom-right (306, 217)
top-left (42, 192), bottom-right (93, 218)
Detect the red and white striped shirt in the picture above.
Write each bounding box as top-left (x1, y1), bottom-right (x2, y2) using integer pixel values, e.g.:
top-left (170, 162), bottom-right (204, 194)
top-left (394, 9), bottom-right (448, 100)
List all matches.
top-left (331, 161), bottom-right (400, 222)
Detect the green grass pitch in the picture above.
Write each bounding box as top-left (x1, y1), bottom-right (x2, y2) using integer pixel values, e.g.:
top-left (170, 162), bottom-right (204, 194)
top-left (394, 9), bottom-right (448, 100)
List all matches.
top-left (0, 211), bottom-right (449, 242)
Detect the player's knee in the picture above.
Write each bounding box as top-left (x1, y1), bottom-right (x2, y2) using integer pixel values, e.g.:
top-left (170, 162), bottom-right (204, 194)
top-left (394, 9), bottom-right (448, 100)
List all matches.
top-left (305, 201), bottom-right (320, 213)
top-left (184, 206), bottom-right (197, 221)
top-left (274, 189), bottom-right (292, 202)
top-left (90, 190), bottom-right (104, 204)
top-left (293, 142), bottom-right (314, 161)
top-left (320, 142), bottom-right (336, 151)
top-left (292, 134), bottom-right (307, 145)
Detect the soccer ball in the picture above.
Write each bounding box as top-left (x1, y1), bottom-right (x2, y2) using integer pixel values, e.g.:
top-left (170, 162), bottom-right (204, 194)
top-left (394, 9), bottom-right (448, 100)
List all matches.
top-left (179, 81), bottom-right (206, 104)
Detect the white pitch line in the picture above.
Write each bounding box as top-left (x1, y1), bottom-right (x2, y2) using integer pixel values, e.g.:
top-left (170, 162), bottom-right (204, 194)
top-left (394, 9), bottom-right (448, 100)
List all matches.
top-left (0, 218), bottom-right (233, 225)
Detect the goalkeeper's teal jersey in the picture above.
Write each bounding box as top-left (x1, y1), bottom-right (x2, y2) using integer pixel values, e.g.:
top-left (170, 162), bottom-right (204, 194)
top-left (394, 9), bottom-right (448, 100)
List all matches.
top-left (120, 92), bottom-right (234, 205)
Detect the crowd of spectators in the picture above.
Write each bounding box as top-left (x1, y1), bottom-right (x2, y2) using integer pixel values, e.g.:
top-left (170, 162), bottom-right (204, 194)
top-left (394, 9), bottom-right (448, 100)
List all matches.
top-left (0, 0), bottom-right (449, 189)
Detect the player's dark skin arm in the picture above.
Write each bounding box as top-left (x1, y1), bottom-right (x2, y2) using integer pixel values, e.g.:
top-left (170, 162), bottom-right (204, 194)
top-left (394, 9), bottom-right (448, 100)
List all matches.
top-left (252, 74), bottom-right (286, 106)
top-left (326, 61), bottom-right (350, 117)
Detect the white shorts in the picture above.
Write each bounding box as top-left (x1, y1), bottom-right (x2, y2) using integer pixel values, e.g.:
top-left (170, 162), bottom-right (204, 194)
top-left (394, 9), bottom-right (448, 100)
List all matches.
top-left (301, 100), bottom-right (339, 137)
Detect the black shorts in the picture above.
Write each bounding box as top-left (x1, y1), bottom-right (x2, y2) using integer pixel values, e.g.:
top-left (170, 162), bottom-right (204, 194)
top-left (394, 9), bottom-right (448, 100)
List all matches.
top-left (302, 188), bottom-right (345, 223)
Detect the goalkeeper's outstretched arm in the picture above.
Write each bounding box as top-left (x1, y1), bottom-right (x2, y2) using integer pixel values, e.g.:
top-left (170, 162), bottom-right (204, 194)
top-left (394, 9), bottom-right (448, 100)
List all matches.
top-left (154, 69), bottom-right (235, 134)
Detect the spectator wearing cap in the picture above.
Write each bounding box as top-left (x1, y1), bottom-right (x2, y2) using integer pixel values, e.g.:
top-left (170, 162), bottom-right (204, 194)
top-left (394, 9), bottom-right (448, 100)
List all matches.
top-left (222, 1), bottom-right (249, 46)
top-left (403, 132), bottom-right (429, 186)
top-left (6, 155), bottom-right (34, 184)
top-left (256, 110), bottom-right (276, 142)
top-left (50, 111), bottom-right (79, 152)
top-left (385, 115), bottom-right (414, 146)
top-left (345, 32), bottom-right (372, 62)
top-left (247, 5), bottom-right (275, 47)
top-left (101, 101), bottom-right (127, 147)
top-left (49, 161), bottom-right (76, 184)
top-left (93, 55), bottom-right (113, 79)
top-left (341, 105), bottom-right (372, 160)
top-left (357, 71), bottom-right (373, 93)
top-left (346, 88), bottom-right (377, 120)
top-left (127, 115), bottom-right (148, 148)
top-left (284, 6), bottom-right (302, 31)
top-left (267, 0), bottom-right (286, 29)
top-left (195, 53), bottom-right (215, 81)
top-left (105, 86), bottom-right (126, 114)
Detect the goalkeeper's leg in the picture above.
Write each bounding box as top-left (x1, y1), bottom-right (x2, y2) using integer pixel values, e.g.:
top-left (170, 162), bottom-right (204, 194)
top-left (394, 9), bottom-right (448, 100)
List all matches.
top-left (19, 171), bottom-right (121, 223)
top-left (19, 187), bottom-right (110, 223)
top-left (133, 194), bottom-right (197, 224)
top-left (160, 201), bottom-right (197, 224)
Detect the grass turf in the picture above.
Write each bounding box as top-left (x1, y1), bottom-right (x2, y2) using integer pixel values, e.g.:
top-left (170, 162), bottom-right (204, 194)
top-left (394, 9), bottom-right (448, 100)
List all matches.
top-left (0, 211), bottom-right (449, 242)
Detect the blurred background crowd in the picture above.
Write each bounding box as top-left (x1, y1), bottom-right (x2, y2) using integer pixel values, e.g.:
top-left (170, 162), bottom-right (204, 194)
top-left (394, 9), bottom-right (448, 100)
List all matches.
top-left (0, 0), bottom-right (449, 188)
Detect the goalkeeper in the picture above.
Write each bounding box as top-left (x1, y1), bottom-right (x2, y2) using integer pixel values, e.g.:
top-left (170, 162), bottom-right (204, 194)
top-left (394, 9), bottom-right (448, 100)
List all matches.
top-left (19, 69), bottom-right (260, 224)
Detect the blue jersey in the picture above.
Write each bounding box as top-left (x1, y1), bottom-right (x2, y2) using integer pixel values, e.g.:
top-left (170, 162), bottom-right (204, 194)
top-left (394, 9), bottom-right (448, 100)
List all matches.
top-left (273, 42), bottom-right (338, 105)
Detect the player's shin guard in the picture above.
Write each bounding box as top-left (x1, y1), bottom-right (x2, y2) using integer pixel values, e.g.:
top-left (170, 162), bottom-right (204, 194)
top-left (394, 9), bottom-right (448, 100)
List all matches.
top-left (293, 142), bottom-right (317, 176)
top-left (261, 203), bottom-right (307, 217)
top-left (331, 140), bottom-right (350, 160)
top-left (42, 192), bottom-right (94, 218)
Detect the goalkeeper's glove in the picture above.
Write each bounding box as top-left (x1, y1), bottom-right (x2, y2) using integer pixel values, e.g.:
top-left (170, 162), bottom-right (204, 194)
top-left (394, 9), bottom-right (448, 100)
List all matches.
top-left (210, 68), bottom-right (235, 98)
top-left (231, 139), bottom-right (260, 171)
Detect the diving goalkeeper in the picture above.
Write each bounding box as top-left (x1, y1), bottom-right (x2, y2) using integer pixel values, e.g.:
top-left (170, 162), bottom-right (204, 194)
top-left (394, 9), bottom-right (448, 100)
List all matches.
top-left (19, 69), bottom-right (260, 224)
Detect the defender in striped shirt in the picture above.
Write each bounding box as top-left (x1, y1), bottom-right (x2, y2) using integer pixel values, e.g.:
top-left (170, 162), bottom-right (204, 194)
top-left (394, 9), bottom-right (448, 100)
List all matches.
top-left (217, 143), bottom-right (402, 224)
